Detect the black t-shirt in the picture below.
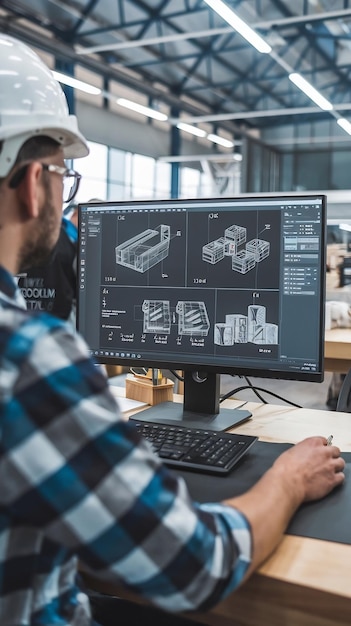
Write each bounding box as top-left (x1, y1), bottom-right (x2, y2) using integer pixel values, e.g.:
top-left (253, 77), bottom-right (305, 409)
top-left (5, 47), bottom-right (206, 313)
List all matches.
top-left (18, 222), bottom-right (77, 321)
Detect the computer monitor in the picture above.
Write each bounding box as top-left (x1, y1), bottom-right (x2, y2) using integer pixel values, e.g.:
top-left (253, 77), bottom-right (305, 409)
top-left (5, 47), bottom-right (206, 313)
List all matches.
top-left (77, 194), bottom-right (326, 431)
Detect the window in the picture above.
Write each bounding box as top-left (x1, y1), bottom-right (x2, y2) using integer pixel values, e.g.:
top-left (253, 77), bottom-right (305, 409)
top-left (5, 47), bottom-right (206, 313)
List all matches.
top-left (108, 148), bottom-right (132, 199)
top-left (131, 154), bottom-right (155, 199)
top-left (179, 167), bottom-right (201, 198)
top-left (74, 141), bottom-right (107, 202)
top-left (155, 161), bottom-right (171, 198)
top-left (70, 140), bottom-right (190, 202)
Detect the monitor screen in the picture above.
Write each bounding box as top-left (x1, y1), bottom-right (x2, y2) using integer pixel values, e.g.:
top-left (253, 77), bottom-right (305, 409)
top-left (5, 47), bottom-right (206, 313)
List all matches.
top-left (77, 194), bottom-right (326, 430)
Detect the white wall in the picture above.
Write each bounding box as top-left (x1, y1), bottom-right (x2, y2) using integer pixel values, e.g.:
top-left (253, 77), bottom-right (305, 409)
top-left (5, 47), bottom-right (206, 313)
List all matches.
top-left (76, 100), bottom-right (216, 161)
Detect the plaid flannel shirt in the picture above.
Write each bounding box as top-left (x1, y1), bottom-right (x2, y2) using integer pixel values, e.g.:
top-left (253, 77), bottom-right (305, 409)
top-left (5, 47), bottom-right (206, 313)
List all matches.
top-left (0, 264), bottom-right (252, 625)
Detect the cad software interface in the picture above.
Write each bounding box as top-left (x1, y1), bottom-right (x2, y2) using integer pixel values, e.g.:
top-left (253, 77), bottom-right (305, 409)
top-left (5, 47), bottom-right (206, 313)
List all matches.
top-left (77, 196), bottom-right (325, 377)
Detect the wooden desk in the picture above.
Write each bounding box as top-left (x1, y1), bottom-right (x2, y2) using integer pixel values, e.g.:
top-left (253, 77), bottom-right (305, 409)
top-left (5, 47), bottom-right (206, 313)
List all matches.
top-left (85, 389), bottom-right (351, 626)
top-left (325, 328), bottom-right (351, 372)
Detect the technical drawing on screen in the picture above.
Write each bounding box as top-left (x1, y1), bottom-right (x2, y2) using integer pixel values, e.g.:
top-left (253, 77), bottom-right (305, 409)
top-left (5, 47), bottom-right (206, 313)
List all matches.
top-left (77, 195), bottom-right (326, 430)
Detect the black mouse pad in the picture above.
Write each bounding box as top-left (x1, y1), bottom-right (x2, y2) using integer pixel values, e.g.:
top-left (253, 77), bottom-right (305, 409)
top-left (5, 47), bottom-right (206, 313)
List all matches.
top-left (175, 441), bottom-right (351, 545)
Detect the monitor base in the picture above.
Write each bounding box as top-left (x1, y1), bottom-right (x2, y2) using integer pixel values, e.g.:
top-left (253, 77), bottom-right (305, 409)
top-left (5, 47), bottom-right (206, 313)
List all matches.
top-left (130, 401), bottom-right (252, 432)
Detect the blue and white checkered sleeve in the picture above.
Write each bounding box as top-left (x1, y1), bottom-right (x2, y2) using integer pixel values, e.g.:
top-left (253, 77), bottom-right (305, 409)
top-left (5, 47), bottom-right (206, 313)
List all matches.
top-left (4, 316), bottom-right (252, 612)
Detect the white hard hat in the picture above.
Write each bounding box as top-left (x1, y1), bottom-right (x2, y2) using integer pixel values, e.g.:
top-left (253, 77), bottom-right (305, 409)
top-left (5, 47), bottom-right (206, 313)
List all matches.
top-left (0, 34), bottom-right (89, 177)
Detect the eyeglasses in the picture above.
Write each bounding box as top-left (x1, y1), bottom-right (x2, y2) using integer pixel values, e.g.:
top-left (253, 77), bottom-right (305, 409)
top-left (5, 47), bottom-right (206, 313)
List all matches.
top-left (8, 162), bottom-right (82, 204)
top-left (40, 164), bottom-right (81, 203)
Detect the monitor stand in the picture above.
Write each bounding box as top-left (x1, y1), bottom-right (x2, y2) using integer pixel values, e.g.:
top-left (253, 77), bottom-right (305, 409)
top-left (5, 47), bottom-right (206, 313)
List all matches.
top-left (130, 371), bottom-right (252, 432)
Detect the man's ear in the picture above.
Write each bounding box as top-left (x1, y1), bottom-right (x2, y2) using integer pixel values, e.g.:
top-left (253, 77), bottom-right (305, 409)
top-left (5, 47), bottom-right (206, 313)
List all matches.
top-left (17, 162), bottom-right (44, 218)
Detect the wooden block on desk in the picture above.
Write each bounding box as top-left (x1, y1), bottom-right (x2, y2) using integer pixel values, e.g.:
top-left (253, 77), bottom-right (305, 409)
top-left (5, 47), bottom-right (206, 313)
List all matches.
top-left (125, 374), bottom-right (174, 406)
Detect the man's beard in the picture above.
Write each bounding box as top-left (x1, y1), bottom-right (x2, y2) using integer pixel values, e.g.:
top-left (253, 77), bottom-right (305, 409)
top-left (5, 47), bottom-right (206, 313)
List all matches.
top-left (18, 186), bottom-right (61, 273)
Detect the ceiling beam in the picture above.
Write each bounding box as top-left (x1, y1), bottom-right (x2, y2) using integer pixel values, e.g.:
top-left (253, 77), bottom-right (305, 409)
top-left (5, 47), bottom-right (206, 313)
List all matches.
top-left (169, 101), bottom-right (351, 125)
top-left (158, 153), bottom-right (242, 163)
top-left (76, 27), bottom-right (231, 55)
top-left (76, 9), bottom-right (351, 55)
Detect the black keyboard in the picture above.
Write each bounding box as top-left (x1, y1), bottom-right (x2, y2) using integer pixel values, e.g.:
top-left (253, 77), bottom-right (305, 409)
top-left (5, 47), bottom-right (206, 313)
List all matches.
top-left (130, 420), bottom-right (258, 475)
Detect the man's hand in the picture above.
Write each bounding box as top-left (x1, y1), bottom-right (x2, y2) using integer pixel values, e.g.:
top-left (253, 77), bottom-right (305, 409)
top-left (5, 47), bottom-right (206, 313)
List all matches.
top-left (273, 436), bottom-right (345, 502)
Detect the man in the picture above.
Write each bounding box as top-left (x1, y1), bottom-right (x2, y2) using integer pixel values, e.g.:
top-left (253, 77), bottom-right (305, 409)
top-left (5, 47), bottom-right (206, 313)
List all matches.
top-left (0, 34), bottom-right (345, 626)
top-left (17, 204), bottom-right (78, 322)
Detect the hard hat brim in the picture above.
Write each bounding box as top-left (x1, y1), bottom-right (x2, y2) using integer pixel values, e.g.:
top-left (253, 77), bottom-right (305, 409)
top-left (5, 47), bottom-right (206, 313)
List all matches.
top-left (0, 116), bottom-right (89, 177)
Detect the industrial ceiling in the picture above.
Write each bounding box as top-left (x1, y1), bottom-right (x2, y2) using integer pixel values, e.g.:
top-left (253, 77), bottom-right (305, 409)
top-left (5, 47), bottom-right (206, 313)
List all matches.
top-left (1, 0), bottom-right (351, 151)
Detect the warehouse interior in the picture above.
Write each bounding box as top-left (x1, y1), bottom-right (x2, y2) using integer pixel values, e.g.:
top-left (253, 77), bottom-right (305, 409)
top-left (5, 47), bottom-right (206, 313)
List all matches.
top-left (1, 1), bottom-right (351, 216)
